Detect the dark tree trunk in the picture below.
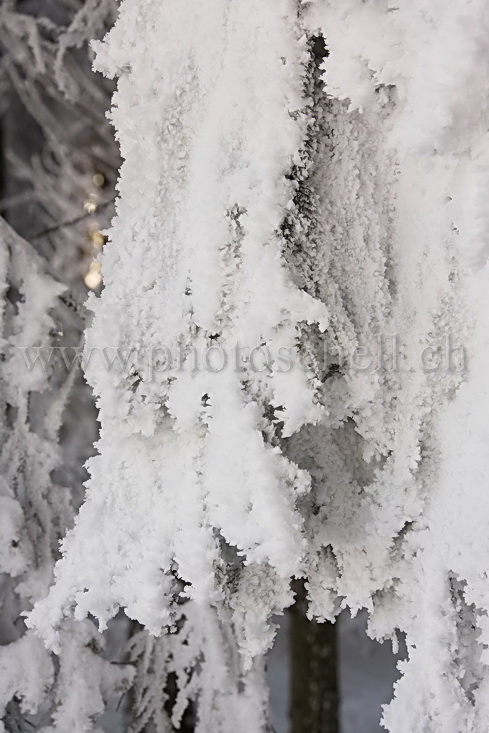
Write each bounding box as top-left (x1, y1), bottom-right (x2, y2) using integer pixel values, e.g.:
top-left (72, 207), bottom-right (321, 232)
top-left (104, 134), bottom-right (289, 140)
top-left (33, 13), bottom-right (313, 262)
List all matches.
top-left (290, 581), bottom-right (338, 733)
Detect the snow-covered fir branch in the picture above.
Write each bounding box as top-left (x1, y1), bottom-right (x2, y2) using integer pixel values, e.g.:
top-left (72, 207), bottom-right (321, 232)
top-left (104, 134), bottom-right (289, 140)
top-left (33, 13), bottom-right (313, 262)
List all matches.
top-left (0, 218), bottom-right (133, 731)
top-left (0, 0), bottom-right (485, 731)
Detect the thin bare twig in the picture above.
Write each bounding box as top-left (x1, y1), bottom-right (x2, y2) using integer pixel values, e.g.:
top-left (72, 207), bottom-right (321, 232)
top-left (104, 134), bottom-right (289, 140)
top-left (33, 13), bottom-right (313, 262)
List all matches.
top-left (31, 195), bottom-right (116, 240)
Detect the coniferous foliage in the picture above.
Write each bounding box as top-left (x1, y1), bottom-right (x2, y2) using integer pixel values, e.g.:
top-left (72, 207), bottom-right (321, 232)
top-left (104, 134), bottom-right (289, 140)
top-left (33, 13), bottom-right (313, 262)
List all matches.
top-left (1, 1), bottom-right (489, 732)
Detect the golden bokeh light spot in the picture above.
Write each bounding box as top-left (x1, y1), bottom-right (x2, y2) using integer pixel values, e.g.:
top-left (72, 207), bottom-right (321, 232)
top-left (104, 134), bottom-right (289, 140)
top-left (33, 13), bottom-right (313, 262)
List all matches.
top-left (84, 261), bottom-right (102, 290)
top-left (90, 230), bottom-right (105, 248)
top-left (84, 201), bottom-right (97, 214)
top-left (92, 173), bottom-right (105, 188)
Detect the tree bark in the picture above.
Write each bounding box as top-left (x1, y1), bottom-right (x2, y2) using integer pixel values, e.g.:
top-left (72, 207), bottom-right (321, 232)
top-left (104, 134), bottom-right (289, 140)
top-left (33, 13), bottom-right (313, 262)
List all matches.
top-left (290, 581), bottom-right (338, 733)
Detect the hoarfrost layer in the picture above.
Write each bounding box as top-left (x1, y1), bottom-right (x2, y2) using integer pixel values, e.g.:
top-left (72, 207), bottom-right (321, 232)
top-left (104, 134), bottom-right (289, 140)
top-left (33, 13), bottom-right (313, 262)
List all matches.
top-left (27, 1), bottom-right (489, 731)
